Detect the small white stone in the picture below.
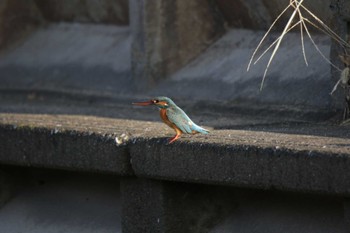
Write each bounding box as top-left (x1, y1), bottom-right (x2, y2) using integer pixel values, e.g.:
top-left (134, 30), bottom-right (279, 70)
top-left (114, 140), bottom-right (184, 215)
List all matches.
top-left (115, 137), bottom-right (122, 145)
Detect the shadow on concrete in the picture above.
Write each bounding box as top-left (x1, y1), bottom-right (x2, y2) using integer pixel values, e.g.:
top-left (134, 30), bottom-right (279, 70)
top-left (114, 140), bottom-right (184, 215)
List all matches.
top-left (0, 165), bottom-right (121, 233)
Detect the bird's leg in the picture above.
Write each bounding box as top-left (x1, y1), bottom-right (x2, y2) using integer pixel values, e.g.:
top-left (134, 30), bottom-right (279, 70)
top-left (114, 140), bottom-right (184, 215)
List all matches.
top-left (168, 128), bottom-right (182, 144)
top-left (168, 133), bottom-right (181, 144)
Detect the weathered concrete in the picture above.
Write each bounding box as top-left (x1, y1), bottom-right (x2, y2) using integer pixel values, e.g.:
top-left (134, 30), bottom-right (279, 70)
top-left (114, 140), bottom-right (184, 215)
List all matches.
top-left (0, 0), bottom-right (44, 49)
top-left (210, 190), bottom-right (348, 233)
top-left (0, 170), bottom-right (13, 208)
top-left (0, 168), bottom-right (122, 233)
top-left (151, 29), bottom-right (335, 109)
top-left (0, 116), bottom-right (133, 175)
top-left (329, 0), bottom-right (350, 115)
top-left (0, 23), bottom-right (130, 71)
top-left (215, 0), bottom-right (333, 30)
top-left (0, 0), bottom-right (345, 113)
top-left (130, 0), bottom-right (225, 89)
top-left (121, 178), bottom-right (164, 233)
top-left (215, 0), bottom-right (272, 29)
top-left (0, 23), bottom-right (132, 96)
top-left (1, 107), bottom-right (350, 233)
top-left (0, 25), bottom-right (339, 112)
top-left (130, 135), bottom-right (350, 196)
top-left (0, 1), bottom-right (349, 232)
top-left (0, 0), bottom-right (129, 50)
top-left (121, 178), bottom-right (237, 233)
top-left (34, 0), bottom-right (129, 25)
top-left (1, 165), bottom-right (348, 233)
top-left (0, 1), bottom-right (345, 112)
top-left (1, 113), bottom-right (350, 196)
top-left (331, 0), bottom-right (350, 20)
top-left (344, 199), bottom-right (350, 230)
top-left (262, 0), bottom-right (333, 30)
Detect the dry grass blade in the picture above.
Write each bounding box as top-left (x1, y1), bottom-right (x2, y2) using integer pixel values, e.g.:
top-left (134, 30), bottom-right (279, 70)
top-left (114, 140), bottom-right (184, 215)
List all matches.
top-left (291, 1), bottom-right (342, 71)
top-left (248, 0), bottom-right (350, 90)
top-left (247, 1), bottom-right (294, 72)
top-left (292, 0), bottom-right (308, 66)
top-left (302, 19), bottom-right (342, 71)
top-left (300, 20), bottom-right (308, 66)
top-left (259, 0), bottom-right (304, 90)
top-left (253, 20), bottom-right (302, 65)
top-left (330, 78), bottom-right (342, 95)
top-left (300, 4), bottom-right (349, 48)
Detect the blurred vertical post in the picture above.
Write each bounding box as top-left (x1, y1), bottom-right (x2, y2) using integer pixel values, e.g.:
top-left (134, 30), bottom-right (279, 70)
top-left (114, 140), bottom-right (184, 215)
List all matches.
top-left (129, 0), bottom-right (225, 90)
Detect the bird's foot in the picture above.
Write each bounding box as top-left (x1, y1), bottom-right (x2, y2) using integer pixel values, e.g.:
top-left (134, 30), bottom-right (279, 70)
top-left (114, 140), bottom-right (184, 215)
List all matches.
top-left (168, 134), bottom-right (180, 144)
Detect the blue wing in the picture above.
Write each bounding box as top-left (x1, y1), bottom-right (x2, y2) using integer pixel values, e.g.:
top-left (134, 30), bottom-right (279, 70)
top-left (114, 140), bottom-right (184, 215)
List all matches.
top-left (166, 107), bottom-right (209, 134)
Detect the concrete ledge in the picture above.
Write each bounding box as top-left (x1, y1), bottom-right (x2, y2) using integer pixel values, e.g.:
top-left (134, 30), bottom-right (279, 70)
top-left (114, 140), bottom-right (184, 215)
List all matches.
top-left (1, 113), bottom-right (350, 196)
top-left (0, 115), bottom-right (133, 175)
top-left (131, 138), bottom-right (350, 195)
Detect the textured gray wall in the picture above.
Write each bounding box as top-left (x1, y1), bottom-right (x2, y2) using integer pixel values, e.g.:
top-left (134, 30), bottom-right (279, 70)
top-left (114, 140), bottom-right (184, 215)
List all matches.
top-left (34, 0), bottom-right (129, 25)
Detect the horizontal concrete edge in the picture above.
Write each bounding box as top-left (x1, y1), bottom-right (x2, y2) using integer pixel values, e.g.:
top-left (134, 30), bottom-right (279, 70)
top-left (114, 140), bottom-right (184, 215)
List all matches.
top-left (0, 124), bottom-right (133, 175)
top-left (1, 113), bottom-right (350, 196)
top-left (130, 139), bottom-right (350, 196)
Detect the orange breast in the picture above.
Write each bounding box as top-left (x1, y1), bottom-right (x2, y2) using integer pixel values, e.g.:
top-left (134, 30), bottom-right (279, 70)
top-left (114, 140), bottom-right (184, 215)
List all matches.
top-left (160, 109), bottom-right (174, 128)
top-left (160, 109), bottom-right (182, 134)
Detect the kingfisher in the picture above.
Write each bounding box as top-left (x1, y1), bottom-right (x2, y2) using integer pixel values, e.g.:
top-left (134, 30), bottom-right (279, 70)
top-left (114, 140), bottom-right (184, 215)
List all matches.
top-left (133, 97), bottom-right (209, 143)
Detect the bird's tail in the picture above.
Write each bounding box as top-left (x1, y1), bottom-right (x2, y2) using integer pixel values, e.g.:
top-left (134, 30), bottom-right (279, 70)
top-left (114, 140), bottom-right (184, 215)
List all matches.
top-left (192, 124), bottom-right (209, 134)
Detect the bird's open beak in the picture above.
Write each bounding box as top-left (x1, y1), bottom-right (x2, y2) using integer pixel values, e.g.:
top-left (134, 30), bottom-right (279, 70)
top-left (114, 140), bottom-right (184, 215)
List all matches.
top-left (132, 100), bottom-right (154, 106)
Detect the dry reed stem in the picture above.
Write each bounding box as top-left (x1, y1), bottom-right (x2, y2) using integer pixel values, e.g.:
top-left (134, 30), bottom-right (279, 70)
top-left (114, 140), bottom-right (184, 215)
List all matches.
top-left (247, 0), bottom-right (350, 90)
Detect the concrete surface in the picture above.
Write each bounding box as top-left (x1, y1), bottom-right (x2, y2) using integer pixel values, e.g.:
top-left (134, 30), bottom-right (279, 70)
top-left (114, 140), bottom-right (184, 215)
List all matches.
top-left (216, 0), bottom-right (333, 30)
top-left (130, 0), bottom-right (225, 89)
top-left (0, 0), bottom-right (345, 112)
top-left (0, 1), bottom-right (349, 232)
top-left (1, 165), bottom-right (348, 233)
top-left (0, 168), bottom-right (121, 233)
top-left (121, 178), bottom-right (165, 233)
top-left (0, 0), bottom-right (44, 49)
top-left (329, 0), bottom-right (350, 111)
top-left (34, 0), bottom-right (129, 25)
top-left (0, 23), bottom-right (340, 111)
top-left (0, 0), bottom-right (128, 50)
top-left (153, 29), bottom-right (334, 108)
top-left (332, 0), bottom-right (350, 20)
top-left (121, 178), bottom-right (238, 233)
top-left (0, 23), bottom-right (132, 96)
top-left (209, 190), bottom-right (347, 233)
top-left (0, 83), bottom-right (349, 233)
top-left (0, 24), bottom-right (130, 71)
top-left (1, 111), bottom-right (350, 196)
top-left (0, 116), bottom-right (132, 175)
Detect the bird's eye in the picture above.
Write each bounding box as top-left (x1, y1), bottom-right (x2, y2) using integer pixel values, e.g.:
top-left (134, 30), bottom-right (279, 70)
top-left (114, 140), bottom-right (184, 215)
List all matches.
top-left (153, 99), bottom-right (159, 103)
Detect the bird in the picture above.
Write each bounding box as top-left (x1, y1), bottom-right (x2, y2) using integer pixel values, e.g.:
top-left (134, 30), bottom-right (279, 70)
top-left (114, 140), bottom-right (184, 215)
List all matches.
top-left (132, 97), bottom-right (209, 143)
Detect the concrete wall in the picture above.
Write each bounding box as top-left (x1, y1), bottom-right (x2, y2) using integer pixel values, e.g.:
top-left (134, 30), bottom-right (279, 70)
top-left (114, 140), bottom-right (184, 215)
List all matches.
top-left (130, 0), bottom-right (225, 89)
top-left (33, 0), bottom-right (129, 25)
top-left (0, 0), bottom-right (43, 49)
top-left (216, 0), bottom-right (333, 30)
top-left (329, 0), bottom-right (350, 110)
top-left (0, 0), bottom-right (335, 50)
top-left (0, 0), bottom-right (128, 50)
top-left (0, 0), bottom-right (348, 111)
top-left (0, 166), bottom-right (349, 233)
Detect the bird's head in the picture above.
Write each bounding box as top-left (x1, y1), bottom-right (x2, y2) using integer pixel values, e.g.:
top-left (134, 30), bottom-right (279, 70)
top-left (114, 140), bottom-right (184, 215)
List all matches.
top-left (132, 96), bottom-right (175, 109)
